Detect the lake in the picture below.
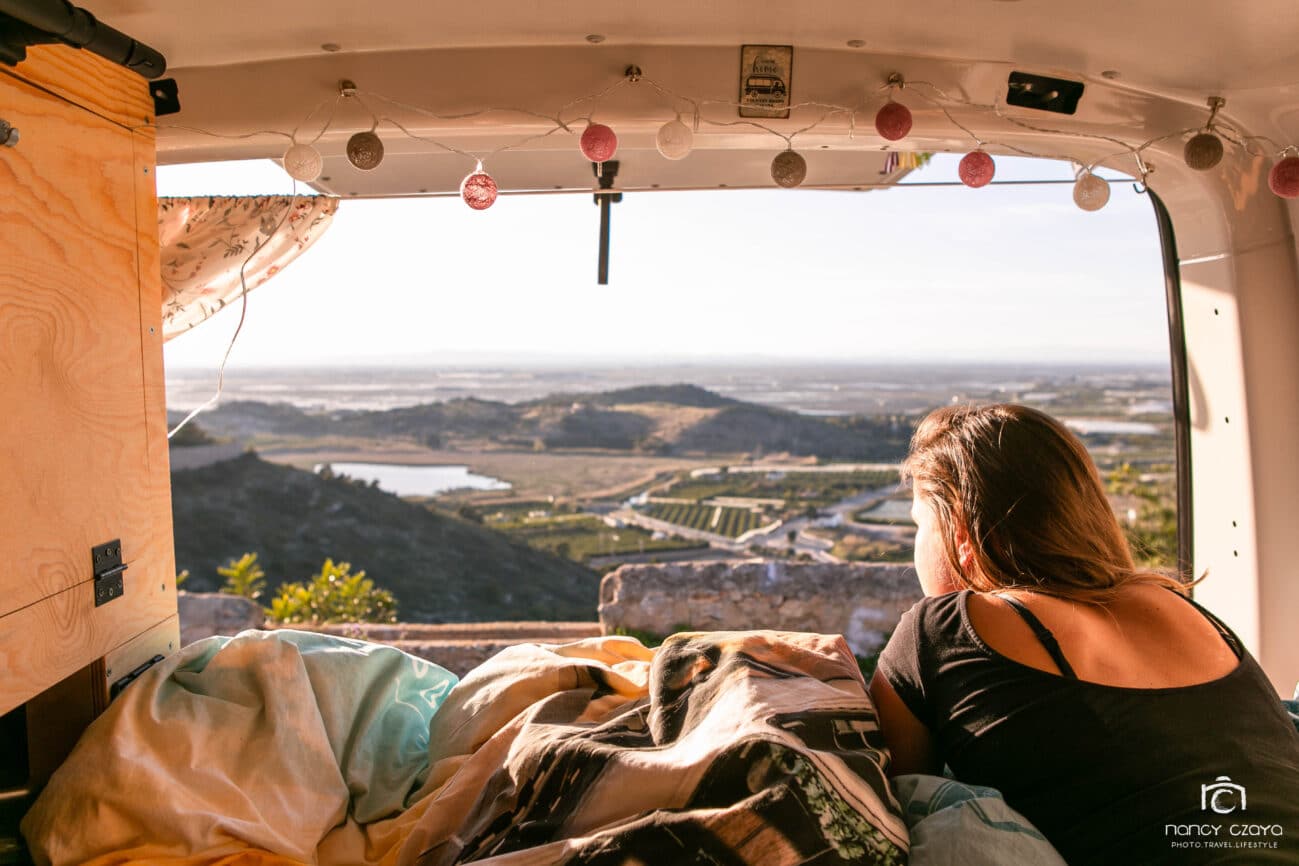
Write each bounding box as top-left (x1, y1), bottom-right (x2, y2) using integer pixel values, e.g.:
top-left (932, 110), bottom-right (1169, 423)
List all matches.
top-left (317, 462), bottom-right (511, 496)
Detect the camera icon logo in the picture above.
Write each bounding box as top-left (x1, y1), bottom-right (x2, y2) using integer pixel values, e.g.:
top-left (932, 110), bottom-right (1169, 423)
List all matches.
top-left (1201, 776), bottom-right (1247, 814)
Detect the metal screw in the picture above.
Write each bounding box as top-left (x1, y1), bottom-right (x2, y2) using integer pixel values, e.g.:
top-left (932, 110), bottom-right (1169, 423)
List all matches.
top-left (0, 121), bottom-right (18, 148)
top-left (143, 166), bottom-right (149, 174)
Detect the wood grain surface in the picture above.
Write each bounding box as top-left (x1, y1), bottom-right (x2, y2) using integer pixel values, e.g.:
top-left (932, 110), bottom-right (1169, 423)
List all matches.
top-left (0, 44), bottom-right (155, 130)
top-left (0, 56), bottom-right (174, 714)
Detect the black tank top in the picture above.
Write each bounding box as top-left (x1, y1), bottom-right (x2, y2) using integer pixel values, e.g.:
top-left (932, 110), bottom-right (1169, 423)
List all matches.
top-left (877, 589), bottom-right (1299, 865)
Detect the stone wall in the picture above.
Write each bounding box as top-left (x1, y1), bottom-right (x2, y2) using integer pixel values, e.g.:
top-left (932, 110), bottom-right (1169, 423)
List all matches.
top-left (599, 560), bottom-right (922, 658)
top-left (177, 591), bottom-right (266, 646)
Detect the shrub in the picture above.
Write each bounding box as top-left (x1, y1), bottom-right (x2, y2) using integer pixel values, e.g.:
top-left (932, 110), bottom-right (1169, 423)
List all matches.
top-left (218, 552), bottom-right (266, 601)
top-left (267, 559), bottom-right (398, 625)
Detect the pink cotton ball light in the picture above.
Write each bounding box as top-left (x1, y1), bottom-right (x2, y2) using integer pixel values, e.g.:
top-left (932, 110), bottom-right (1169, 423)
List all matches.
top-left (460, 170), bottom-right (498, 210)
top-left (1269, 155), bottom-right (1299, 199)
top-left (580, 123), bottom-right (618, 162)
top-left (875, 101), bottom-right (912, 142)
top-left (959, 150), bottom-right (995, 188)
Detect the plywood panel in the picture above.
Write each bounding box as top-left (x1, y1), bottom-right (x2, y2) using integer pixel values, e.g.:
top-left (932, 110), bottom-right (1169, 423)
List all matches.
top-left (0, 72), bottom-right (157, 616)
top-left (0, 53), bottom-right (176, 715)
top-left (103, 614), bottom-right (179, 694)
top-left (0, 568), bottom-right (174, 716)
top-left (0, 44), bottom-right (154, 130)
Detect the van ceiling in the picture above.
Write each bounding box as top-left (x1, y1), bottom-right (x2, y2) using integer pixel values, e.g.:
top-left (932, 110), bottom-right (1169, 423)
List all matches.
top-left (77, 0), bottom-right (1299, 196)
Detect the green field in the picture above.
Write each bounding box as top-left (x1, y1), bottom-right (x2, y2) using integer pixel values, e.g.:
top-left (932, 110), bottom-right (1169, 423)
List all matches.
top-left (643, 503), bottom-right (769, 538)
top-left (495, 514), bottom-right (704, 561)
top-left (665, 469), bottom-right (900, 508)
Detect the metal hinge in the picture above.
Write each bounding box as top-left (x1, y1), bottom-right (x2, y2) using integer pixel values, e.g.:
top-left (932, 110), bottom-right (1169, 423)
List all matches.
top-left (91, 540), bottom-right (127, 607)
top-left (109, 654), bottom-right (164, 700)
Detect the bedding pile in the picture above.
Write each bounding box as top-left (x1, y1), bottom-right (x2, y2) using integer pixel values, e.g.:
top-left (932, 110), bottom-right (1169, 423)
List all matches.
top-left (22, 629), bottom-right (909, 865)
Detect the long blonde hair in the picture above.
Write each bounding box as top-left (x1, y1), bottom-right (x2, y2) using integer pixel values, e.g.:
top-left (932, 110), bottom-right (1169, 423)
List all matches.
top-left (902, 403), bottom-right (1185, 602)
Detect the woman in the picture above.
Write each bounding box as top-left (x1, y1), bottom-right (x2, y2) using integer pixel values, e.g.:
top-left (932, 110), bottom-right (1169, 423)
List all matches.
top-left (870, 404), bottom-right (1299, 864)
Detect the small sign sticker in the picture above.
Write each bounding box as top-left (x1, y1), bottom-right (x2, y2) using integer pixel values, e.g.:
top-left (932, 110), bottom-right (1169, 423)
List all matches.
top-left (739, 45), bottom-right (793, 119)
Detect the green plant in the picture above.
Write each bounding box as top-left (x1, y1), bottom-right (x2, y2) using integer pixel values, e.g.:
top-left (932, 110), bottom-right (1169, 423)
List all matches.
top-left (218, 552), bottom-right (266, 601)
top-left (267, 559), bottom-right (399, 624)
top-left (175, 569), bottom-right (190, 589)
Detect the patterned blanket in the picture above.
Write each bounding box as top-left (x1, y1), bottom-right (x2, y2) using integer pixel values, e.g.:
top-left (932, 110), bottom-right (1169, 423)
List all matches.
top-left (405, 630), bottom-right (907, 865)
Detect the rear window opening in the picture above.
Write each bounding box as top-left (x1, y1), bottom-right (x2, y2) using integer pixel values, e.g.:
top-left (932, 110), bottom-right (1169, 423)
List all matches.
top-left (158, 152), bottom-right (1179, 627)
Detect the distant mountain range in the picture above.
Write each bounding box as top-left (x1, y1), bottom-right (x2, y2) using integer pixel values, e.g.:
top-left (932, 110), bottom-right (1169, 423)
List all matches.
top-left (171, 453), bottom-right (598, 622)
top-left (182, 384), bottom-right (913, 460)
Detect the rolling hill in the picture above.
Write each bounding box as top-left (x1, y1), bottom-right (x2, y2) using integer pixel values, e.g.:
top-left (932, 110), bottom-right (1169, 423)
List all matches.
top-left (185, 384), bottom-right (911, 460)
top-left (171, 453), bottom-right (599, 622)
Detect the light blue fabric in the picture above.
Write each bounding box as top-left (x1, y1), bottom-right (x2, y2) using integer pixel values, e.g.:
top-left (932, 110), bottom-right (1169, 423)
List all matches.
top-left (177, 629), bottom-right (459, 822)
top-left (893, 774), bottom-right (1068, 866)
top-left (24, 629), bottom-right (459, 863)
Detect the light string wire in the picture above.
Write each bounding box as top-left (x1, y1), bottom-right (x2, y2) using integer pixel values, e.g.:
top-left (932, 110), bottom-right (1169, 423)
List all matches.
top-left (143, 71), bottom-right (1295, 185)
top-left (166, 184), bottom-right (306, 439)
top-left (146, 69), bottom-right (1297, 430)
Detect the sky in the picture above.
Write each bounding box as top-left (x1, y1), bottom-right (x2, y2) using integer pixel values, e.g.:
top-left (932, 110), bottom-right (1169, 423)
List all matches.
top-left (158, 155), bottom-right (1170, 370)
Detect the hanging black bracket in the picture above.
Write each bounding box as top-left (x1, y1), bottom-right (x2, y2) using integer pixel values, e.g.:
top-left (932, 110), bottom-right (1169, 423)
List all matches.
top-left (0, 0), bottom-right (167, 78)
top-left (149, 77), bottom-right (181, 117)
top-left (592, 160), bottom-right (622, 286)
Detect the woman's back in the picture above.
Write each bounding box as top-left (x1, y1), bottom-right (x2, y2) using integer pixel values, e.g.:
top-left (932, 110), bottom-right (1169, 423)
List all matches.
top-left (877, 588), bottom-right (1299, 864)
top-left (965, 582), bottom-right (1241, 688)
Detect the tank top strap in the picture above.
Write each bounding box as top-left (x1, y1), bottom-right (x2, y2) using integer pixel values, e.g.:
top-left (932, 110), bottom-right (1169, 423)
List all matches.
top-left (996, 594), bottom-right (1079, 679)
top-left (1169, 588), bottom-right (1245, 659)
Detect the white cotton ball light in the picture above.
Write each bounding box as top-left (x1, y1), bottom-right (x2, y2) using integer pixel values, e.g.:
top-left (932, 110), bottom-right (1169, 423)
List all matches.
top-left (771, 150), bottom-right (807, 188)
top-left (1072, 170), bottom-right (1111, 211)
top-left (656, 117), bottom-right (694, 160)
top-left (282, 143), bottom-right (323, 182)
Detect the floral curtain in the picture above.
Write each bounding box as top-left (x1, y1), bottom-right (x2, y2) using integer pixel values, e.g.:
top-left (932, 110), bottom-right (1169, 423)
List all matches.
top-left (158, 195), bottom-right (340, 340)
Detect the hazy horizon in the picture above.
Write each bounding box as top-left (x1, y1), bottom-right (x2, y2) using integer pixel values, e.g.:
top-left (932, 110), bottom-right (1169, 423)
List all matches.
top-left (159, 155), bottom-right (1172, 371)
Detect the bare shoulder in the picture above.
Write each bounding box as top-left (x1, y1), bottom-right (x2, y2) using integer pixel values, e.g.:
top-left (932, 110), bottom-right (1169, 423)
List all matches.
top-left (967, 583), bottom-right (1241, 687)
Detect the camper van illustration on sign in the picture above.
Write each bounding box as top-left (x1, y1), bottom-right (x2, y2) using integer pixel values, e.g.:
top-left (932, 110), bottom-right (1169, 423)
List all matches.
top-left (739, 45), bottom-right (792, 118)
top-left (1201, 776), bottom-right (1246, 814)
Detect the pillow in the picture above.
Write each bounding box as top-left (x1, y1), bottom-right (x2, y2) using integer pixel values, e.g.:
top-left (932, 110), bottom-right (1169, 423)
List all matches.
top-left (893, 774), bottom-right (1068, 866)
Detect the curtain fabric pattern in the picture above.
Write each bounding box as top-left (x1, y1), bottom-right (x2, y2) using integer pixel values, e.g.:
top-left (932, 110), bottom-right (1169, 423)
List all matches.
top-left (159, 195), bottom-right (340, 340)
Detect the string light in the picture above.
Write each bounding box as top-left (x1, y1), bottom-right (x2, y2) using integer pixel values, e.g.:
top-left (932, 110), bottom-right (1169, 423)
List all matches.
top-left (771, 149), bottom-right (807, 188)
top-left (346, 130), bottom-right (384, 170)
top-left (460, 164), bottom-right (499, 210)
top-left (153, 71), bottom-right (1299, 205)
top-left (1270, 153), bottom-right (1299, 199)
top-left (282, 142), bottom-right (323, 181)
top-left (655, 115), bottom-right (694, 160)
top-left (1072, 169), bottom-right (1111, 211)
top-left (1184, 97), bottom-right (1225, 172)
top-left (1184, 133), bottom-right (1223, 171)
top-left (874, 100), bottom-right (912, 142)
top-left (580, 122), bottom-right (618, 162)
top-left (958, 150), bottom-right (995, 188)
